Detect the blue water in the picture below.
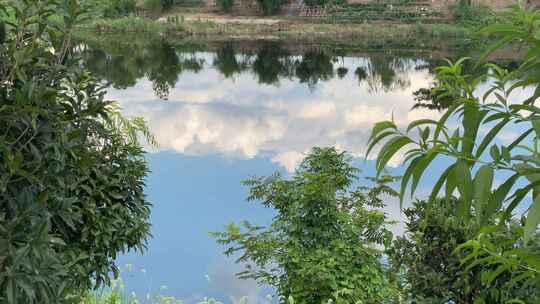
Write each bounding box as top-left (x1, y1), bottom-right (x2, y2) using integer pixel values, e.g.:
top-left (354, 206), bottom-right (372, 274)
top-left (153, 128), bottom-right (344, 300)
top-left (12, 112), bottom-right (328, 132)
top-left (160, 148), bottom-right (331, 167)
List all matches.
top-left (86, 43), bottom-right (530, 303)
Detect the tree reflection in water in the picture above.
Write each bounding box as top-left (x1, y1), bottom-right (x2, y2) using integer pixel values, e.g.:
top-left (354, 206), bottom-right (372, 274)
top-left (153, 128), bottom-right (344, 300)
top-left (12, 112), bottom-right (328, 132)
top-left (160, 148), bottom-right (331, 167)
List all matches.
top-left (78, 36), bottom-right (470, 100)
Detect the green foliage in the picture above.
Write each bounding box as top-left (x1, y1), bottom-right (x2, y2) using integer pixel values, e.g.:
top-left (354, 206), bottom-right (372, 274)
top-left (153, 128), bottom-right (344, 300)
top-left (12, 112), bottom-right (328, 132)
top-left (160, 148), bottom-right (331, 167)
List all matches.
top-left (456, 225), bottom-right (540, 303)
top-left (217, 0), bottom-right (234, 12)
top-left (98, 0), bottom-right (137, 18)
top-left (389, 199), bottom-right (474, 303)
top-left (367, 4), bottom-right (540, 302)
top-left (161, 0), bottom-right (175, 10)
top-left (389, 199), bottom-right (539, 303)
top-left (256, 0), bottom-right (286, 15)
top-left (328, 3), bottom-right (445, 24)
top-left (0, 1), bottom-right (152, 303)
top-left (452, 3), bottom-right (496, 27)
top-left (88, 16), bottom-right (185, 35)
top-left (143, 0), bottom-right (175, 15)
top-left (213, 148), bottom-right (395, 304)
top-left (304, 0), bottom-right (329, 7)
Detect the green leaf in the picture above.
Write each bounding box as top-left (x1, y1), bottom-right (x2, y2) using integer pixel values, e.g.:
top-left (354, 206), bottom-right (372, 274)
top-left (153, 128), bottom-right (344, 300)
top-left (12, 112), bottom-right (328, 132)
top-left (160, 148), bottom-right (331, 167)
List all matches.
top-left (369, 121), bottom-right (397, 143)
top-left (532, 119), bottom-right (540, 138)
top-left (475, 118), bottom-right (509, 158)
top-left (486, 173), bottom-right (519, 220)
top-left (525, 194), bottom-right (540, 243)
top-left (508, 129), bottom-right (533, 151)
top-left (410, 149), bottom-right (438, 199)
top-left (376, 136), bottom-right (413, 175)
top-left (400, 156), bottom-right (421, 207)
top-left (473, 165), bottom-right (493, 224)
top-left (406, 119), bottom-right (438, 133)
top-left (365, 130), bottom-right (396, 159)
top-left (429, 164), bottom-right (455, 203)
top-left (455, 160), bottom-right (472, 219)
top-left (462, 102), bottom-right (483, 155)
top-left (490, 145), bottom-right (500, 161)
top-left (434, 103), bottom-right (459, 141)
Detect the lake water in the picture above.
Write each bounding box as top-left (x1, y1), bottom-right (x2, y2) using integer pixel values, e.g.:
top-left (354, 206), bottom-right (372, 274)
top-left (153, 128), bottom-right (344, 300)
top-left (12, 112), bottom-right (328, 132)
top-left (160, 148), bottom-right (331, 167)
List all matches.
top-left (79, 36), bottom-right (522, 303)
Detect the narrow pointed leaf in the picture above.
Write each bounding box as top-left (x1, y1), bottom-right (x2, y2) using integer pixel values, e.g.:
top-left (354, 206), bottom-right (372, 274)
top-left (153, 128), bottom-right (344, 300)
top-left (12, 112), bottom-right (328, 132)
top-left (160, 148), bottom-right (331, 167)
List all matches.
top-left (473, 165), bottom-right (494, 224)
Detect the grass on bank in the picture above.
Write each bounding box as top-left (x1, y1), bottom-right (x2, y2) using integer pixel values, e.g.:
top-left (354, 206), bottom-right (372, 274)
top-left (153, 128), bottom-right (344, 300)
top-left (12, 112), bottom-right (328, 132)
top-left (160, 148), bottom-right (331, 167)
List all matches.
top-left (82, 16), bottom-right (185, 33)
top-left (77, 14), bottom-right (475, 42)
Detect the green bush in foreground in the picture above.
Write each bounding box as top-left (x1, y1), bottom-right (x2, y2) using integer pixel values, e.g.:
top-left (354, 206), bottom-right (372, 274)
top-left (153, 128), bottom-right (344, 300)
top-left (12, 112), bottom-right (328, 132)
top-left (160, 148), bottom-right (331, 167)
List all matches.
top-left (390, 199), bottom-right (540, 303)
top-left (0, 1), bottom-right (152, 302)
top-left (368, 4), bottom-right (540, 303)
top-left (213, 148), bottom-right (396, 304)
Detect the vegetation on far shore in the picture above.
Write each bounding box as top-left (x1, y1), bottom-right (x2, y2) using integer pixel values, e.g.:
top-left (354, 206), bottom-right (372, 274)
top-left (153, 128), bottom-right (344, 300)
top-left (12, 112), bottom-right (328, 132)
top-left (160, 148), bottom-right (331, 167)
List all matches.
top-left (66, 0), bottom-right (496, 42)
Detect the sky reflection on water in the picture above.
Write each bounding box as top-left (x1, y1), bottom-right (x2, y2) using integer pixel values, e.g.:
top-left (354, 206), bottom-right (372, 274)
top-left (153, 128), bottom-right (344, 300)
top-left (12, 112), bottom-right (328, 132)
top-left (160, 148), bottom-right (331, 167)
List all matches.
top-left (81, 38), bottom-right (529, 303)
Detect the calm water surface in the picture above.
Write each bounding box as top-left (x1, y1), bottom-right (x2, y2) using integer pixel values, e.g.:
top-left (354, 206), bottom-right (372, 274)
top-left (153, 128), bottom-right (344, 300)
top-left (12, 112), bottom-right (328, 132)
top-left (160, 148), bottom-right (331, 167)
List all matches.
top-left (79, 37), bottom-right (524, 303)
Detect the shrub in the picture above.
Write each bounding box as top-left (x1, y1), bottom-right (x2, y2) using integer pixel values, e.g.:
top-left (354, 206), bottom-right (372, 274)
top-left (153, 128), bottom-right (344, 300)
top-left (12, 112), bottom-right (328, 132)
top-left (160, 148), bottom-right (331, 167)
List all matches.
top-left (0, 1), bottom-right (152, 302)
top-left (213, 148), bottom-right (396, 304)
top-left (368, 5), bottom-right (540, 303)
top-left (452, 3), bottom-right (496, 27)
top-left (217, 0), bottom-right (234, 12)
top-left (256, 0), bottom-right (286, 15)
top-left (389, 199), bottom-right (540, 302)
top-left (143, 0), bottom-right (176, 15)
top-left (102, 0), bottom-right (137, 17)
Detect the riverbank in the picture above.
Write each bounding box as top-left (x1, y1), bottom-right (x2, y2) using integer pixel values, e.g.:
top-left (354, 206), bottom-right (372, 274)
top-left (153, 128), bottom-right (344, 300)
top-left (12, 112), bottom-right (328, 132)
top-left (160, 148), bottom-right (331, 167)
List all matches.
top-left (81, 14), bottom-right (476, 41)
top-left (78, 14), bottom-right (478, 50)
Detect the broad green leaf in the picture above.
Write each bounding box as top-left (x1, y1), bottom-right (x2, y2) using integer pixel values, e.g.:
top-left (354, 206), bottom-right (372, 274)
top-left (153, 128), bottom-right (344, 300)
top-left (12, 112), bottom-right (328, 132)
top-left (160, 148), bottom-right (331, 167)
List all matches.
top-left (462, 102), bottom-right (484, 155)
top-left (455, 160), bottom-right (473, 219)
top-left (406, 119), bottom-right (438, 133)
top-left (369, 121), bottom-right (397, 143)
top-left (473, 165), bottom-right (494, 224)
top-left (376, 136), bottom-right (412, 175)
top-left (365, 130), bottom-right (396, 158)
top-left (445, 165), bottom-right (457, 201)
top-left (400, 156), bottom-right (421, 207)
top-left (410, 149), bottom-right (438, 199)
top-left (525, 194), bottom-right (540, 243)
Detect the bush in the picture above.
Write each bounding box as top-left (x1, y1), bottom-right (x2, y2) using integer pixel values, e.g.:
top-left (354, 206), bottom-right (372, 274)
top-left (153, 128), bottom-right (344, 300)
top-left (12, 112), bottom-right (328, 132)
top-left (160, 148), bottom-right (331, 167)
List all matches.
top-left (213, 148), bottom-right (396, 304)
top-left (256, 0), bottom-right (286, 15)
top-left (217, 0), bottom-right (235, 12)
top-left (368, 5), bottom-right (540, 303)
top-left (304, 0), bottom-right (328, 7)
top-left (143, 0), bottom-right (176, 15)
top-left (102, 0), bottom-right (137, 17)
top-left (452, 3), bottom-right (496, 27)
top-left (0, 1), bottom-right (152, 303)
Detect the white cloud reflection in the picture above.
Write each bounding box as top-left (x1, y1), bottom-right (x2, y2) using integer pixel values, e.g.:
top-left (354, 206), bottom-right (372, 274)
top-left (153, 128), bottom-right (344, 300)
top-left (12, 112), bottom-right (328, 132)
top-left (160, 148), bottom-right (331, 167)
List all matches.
top-left (107, 56), bottom-right (439, 172)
